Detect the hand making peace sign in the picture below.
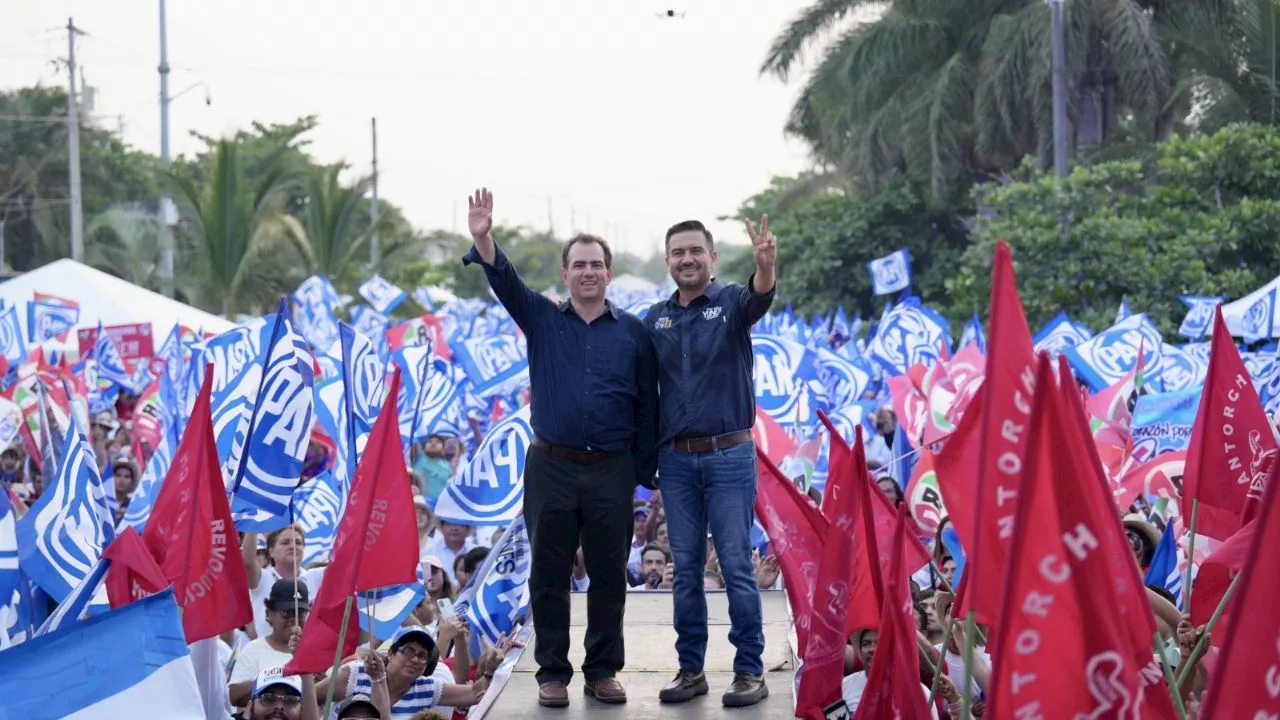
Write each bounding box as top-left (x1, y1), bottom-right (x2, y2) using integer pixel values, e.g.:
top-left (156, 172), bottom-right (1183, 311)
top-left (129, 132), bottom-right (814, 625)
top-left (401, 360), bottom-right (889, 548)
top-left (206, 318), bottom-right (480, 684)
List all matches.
top-left (744, 214), bottom-right (777, 271)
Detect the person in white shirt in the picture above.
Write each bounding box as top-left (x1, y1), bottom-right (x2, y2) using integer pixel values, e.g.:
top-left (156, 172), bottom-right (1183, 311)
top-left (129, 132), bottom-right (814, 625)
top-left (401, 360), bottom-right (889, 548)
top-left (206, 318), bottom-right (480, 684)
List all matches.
top-left (841, 628), bottom-right (941, 718)
top-left (228, 579), bottom-right (310, 709)
top-left (629, 544), bottom-right (671, 592)
top-left (423, 520), bottom-right (476, 586)
top-left (241, 525), bottom-right (326, 640)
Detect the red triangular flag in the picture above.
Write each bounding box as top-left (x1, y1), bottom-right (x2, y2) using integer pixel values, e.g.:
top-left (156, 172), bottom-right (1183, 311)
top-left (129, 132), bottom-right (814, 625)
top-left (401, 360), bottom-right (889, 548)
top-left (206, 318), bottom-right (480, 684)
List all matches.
top-left (934, 240), bottom-right (1036, 626)
top-left (1181, 308), bottom-right (1277, 540)
top-left (797, 424), bottom-right (876, 720)
top-left (1198, 453), bottom-right (1280, 716)
top-left (986, 354), bottom-right (1177, 718)
top-left (755, 447), bottom-right (828, 661)
top-left (141, 364), bottom-right (253, 643)
top-left (286, 368), bottom-right (420, 675)
top-left (103, 526), bottom-right (169, 608)
top-left (853, 504), bottom-right (932, 720)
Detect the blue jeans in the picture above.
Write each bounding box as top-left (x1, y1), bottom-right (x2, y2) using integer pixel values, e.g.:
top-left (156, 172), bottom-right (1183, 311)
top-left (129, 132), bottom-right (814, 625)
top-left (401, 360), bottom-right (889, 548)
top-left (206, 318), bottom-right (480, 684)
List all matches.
top-left (659, 441), bottom-right (764, 675)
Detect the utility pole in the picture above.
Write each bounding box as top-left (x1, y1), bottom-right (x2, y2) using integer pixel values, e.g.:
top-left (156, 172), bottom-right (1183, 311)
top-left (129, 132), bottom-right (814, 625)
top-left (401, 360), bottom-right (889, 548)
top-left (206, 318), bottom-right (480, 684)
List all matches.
top-left (157, 0), bottom-right (176, 297)
top-left (1047, 0), bottom-right (1069, 181)
top-left (546, 195), bottom-right (555, 237)
top-left (66, 18), bottom-right (85, 262)
top-left (370, 117), bottom-right (380, 267)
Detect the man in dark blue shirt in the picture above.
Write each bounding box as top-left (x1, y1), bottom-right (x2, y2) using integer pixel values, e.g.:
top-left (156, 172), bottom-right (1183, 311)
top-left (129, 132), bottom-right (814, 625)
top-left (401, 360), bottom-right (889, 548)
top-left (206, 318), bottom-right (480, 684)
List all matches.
top-left (461, 188), bottom-right (658, 709)
top-left (643, 217), bottom-right (776, 708)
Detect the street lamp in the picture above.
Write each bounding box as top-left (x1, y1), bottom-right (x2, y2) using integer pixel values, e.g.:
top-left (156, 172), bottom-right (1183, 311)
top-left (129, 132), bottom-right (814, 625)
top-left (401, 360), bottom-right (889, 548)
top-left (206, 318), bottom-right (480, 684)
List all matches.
top-left (1046, 0), bottom-right (1068, 181)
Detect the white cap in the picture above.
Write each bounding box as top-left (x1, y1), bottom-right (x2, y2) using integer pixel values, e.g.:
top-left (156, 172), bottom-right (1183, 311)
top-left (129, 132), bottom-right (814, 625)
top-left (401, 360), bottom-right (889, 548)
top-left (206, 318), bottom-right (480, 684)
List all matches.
top-left (252, 667), bottom-right (304, 698)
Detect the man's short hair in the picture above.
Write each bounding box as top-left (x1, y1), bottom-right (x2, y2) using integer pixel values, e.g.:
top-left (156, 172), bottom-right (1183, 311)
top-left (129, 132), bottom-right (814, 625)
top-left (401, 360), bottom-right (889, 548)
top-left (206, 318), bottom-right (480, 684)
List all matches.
top-left (641, 543), bottom-right (671, 563)
top-left (664, 220), bottom-right (714, 250)
top-left (561, 233), bottom-right (612, 270)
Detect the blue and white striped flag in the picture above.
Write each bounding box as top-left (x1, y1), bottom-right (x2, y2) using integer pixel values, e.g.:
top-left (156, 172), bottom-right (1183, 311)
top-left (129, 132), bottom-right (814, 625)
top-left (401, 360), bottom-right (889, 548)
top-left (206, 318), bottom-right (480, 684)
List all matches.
top-left (358, 565), bottom-right (427, 641)
top-left (35, 552), bottom-right (109, 636)
top-left (958, 313), bottom-right (986, 353)
top-left (93, 321), bottom-right (136, 392)
top-left (229, 303), bottom-right (317, 532)
top-left (0, 306), bottom-right (26, 372)
top-left (1241, 287), bottom-right (1277, 343)
top-left (291, 470), bottom-right (343, 567)
top-left (16, 430), bottom-right (115, 602)
top-left (455, 514), bottom-right (530, 644)
top-left (866, 299), bottom-right (950, 375)
top-left (1143, 522), bottom-right (1182, 610)
top-left (1033, 311), bottom-right (1093, 355)
top-left (1178, 296), bottom-right (1223, 340)
top-left (1116, 296), bottom-right (1132, 324)
top-left (866, 249), bottom-right (911, 296)
top-left (453, 335), bottom-right (529, 402)
top-left (0, 488), bottom-right (19, 604)
top-left (292, 275), bottom-right (342, 354)
top-left (26, 300), bottom-right (78, 344)
top-left (434, 406), bottom-right (532, 526)
top-left (358, 274), bottom-right (408, 315)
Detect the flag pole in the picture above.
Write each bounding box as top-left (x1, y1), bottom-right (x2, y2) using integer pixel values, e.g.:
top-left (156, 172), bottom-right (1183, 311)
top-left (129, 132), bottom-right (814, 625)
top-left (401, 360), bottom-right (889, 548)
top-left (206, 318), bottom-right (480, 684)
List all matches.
top-left (322, 595), bottom-right (356, 719)
top-left (925, 613), bottom-right (957, 705)
top-left (1181, 500), bottom-right (1199, 615)
top-left (1175, 569), bottom-right (1242, 688)
top-left (959, 610), bottom-right (977, 719)
top-left (1153, 631), bottom-right (1188, 719)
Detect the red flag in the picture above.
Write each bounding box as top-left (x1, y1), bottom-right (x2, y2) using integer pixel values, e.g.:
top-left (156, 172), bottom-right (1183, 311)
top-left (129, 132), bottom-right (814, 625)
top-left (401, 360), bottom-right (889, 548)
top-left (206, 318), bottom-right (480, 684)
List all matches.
top-left (752, 408), bottom-right (797, 465)
top-left (797, 424), bottom-right (874, 720)
top-left (1181, 308), bottom-right (1277, 540)
top-left (987, 354), bottom-right (1177, 719)
top-left (934, 239), bottom-right (1036, 625)
top-left (103, 526), bottom-right (169, 608)
top-left (853, 504), bottom-right (932, 720)
top-left (755, 447), bottom-right (828, 661)
top-left (1188, 517), bottom-right (1256, 633)
top-left (1197, 456), bottom-right (1280, 717)
top-left (141, 364), bottom-right (253, 643)
top-left (286, 369), bottom-right (420, 675)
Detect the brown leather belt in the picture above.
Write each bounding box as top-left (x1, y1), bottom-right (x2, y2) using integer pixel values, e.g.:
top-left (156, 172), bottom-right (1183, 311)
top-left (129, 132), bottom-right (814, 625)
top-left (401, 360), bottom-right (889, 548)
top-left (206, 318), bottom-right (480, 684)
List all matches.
top-left (532, 436), bottom-right (623, 464)
top-left (672, 430), bottom-right (753, 454)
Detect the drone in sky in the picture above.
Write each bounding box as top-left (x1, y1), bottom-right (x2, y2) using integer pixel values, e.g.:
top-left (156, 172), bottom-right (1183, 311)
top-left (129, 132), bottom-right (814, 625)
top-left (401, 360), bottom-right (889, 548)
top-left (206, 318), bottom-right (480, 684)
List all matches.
top-left (656, 9), bottom-right (687, 19)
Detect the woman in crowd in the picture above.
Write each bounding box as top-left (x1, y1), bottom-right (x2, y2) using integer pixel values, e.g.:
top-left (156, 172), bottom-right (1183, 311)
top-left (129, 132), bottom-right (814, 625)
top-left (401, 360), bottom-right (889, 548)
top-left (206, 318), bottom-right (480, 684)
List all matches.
top-left (421, 554), bottom-right (454, 604)
top-left (242, 524), bottom-right (326, 640)
top-left (318, 626), bottom-right (493, 719)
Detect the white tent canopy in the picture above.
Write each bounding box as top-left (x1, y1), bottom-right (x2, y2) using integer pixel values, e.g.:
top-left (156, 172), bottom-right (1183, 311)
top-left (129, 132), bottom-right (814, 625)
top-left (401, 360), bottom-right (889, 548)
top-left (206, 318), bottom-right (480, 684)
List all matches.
top-left (0, 259), bottom-right (233, 350)
top-left (1221, 273), bottom-right (1280, 338)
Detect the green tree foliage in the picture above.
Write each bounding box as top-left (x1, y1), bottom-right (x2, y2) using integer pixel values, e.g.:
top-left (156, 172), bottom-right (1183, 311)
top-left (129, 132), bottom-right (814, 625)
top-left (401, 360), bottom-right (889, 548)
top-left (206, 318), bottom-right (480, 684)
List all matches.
top-left (0, 86), bottom-right (161, 272)
top-left (723, 177), bottom-right (968, 319)
top-left (947, 123), bottom-right (1280, 335)
top-left (762, 0), bottom-right (1280, 208)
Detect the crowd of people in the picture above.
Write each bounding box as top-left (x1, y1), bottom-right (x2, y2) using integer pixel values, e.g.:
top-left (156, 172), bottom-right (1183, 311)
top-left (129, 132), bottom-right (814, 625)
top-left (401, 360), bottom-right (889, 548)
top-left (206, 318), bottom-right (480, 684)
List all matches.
top-left (4, 182), bottom-right (1229, 719)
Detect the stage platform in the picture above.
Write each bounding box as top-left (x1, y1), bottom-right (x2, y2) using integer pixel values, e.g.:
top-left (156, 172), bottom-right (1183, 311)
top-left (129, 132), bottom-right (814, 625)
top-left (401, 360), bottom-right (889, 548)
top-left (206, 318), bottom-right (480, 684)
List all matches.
top-left (472, 589), bottom-right (796, 719)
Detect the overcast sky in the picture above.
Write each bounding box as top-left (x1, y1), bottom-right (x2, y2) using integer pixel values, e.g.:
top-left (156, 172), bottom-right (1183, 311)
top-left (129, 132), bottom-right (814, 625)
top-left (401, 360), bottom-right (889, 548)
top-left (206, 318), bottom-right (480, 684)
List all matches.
top-left (0, 0), bottom-right (841, 259)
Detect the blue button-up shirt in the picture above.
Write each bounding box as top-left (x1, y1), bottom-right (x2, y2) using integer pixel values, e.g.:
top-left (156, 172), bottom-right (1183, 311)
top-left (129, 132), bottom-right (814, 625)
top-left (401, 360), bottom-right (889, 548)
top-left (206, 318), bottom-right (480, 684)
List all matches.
top-left (643, 277), bottom-right (775, 446)
top-left (462, 244), bottom-right (660, 480)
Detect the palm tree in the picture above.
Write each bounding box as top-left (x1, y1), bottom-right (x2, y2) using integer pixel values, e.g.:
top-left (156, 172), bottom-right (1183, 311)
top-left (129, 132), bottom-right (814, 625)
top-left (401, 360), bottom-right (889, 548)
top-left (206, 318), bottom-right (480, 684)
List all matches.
top-left (1157, 0), bottom-right (1280, 133)
top-left (85, 205), bottom-right (163, 288)
top-left (282, 163), bottom-right (384, 283)
top-left (168, 138), bottom-right (305, 315)
top-left (761, 0), bottom-right (1270, 205)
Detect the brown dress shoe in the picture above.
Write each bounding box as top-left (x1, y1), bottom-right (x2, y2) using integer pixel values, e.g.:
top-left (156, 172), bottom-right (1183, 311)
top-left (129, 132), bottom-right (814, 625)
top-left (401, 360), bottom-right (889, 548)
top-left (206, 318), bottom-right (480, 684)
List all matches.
top-left (584, 676), bottom-right (628, 704)
top-left (538, 681), bottom-right (570, 708)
